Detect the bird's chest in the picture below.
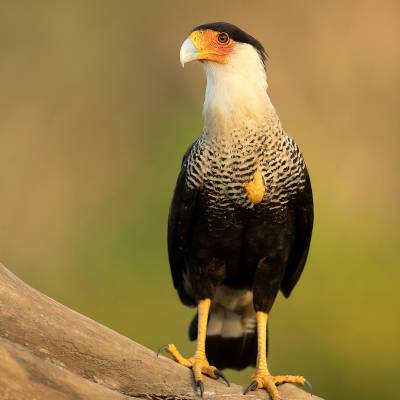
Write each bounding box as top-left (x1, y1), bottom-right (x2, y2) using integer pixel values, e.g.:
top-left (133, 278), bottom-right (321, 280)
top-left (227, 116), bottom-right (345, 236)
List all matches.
top-left (187, 131), bottom-right (306, 213)
top-left (203, 140), bottom-right (265, 210)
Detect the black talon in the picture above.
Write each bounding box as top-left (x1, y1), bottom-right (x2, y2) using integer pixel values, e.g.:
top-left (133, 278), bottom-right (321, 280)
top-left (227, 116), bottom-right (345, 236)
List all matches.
top-left (196, 380), bottom-right (204, 397)
top-left (214, 369), bottom-right (230, 387)
top-left (243, 380), bottom-right (258, 395)
top-left (304, 379), bottom-right (313, 391)
top-left (156, 344), bottom-right (169, 357)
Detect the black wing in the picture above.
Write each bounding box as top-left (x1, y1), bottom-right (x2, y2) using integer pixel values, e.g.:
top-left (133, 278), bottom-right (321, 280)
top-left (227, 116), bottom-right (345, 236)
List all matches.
top-left (280, 169), bottom-right (314, 297)
top-left (167, 143), bottom-right (199, 306)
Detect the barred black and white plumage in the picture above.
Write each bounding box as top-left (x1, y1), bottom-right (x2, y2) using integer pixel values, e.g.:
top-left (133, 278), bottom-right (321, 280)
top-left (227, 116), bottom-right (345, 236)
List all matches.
top-left (185, 119), bottom-right (307, 211)
top-left (167, 22), bottom-right (313, 375)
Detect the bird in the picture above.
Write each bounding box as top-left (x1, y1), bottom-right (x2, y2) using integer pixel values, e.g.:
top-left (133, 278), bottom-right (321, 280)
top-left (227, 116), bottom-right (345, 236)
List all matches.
top-left (161, 22), bottom-right (314, 400)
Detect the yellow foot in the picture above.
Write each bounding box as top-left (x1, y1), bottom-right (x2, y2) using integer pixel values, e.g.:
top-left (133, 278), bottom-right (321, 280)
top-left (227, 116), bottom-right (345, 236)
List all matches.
top-left (243, 370), bottom-right (309, 400)
top-left (158, 344), bottom-right (229, 396)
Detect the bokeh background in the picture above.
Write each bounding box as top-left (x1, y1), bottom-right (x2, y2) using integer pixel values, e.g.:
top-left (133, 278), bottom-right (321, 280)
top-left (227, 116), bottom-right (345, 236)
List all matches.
top-left (1, 1), bottom-right (399, 398)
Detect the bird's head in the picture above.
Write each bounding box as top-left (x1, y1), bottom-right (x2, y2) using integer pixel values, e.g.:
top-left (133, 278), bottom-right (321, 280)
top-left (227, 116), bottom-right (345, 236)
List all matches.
top-left (180, 22), bottom-right (275, 132)
top-left (180, 22), bottom-right (266, 68)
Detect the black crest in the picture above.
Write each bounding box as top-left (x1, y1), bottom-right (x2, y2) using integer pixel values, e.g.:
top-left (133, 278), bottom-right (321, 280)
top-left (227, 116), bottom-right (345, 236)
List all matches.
top-left (192, 22), bottom-right (267, 64)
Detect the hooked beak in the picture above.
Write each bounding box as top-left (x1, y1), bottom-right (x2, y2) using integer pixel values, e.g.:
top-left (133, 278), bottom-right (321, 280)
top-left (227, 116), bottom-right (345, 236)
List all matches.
top-left (179, 30), bottom-right (230, 67)
top-left (179, 37), bottom-right (198, 67)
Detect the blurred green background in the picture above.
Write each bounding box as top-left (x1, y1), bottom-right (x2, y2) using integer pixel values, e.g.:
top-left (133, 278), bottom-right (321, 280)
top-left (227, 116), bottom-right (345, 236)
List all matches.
top-left (1, 1), bottom-right (399, 399)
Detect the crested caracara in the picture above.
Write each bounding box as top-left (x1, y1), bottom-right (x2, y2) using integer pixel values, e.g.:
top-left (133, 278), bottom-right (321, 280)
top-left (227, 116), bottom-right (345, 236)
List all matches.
top-left (161, 22), bottom-right (313, 400)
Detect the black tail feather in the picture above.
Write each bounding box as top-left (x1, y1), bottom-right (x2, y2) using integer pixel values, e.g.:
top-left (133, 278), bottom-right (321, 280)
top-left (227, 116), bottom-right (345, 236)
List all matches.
top-left (206, 332), bottom-right (258, 370)
top-left (188, 310), bottom-right (266, 370)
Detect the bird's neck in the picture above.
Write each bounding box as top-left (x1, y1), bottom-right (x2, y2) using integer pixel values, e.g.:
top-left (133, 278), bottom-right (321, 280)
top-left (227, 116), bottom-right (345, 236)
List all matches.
top-left (202, 54), bottom-right (278, 138)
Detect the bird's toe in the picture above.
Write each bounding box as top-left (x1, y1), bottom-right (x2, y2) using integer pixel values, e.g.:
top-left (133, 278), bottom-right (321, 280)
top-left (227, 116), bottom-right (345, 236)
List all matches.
top-left (157, 343), bottom-right (193, 367)
top-left (244, 370), bottom-right (307, 400)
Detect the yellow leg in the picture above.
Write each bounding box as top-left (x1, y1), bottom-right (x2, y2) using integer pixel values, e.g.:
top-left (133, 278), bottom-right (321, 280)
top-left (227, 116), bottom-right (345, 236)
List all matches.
top-left (243, 312), bottom-right (307, 400)
top-left (159, 298), bottom-right (229, 396)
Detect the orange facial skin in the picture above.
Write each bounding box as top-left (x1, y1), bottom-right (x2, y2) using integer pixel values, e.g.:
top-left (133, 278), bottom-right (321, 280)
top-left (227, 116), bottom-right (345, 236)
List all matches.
top-left (189, 29), bottom-right (235, 64)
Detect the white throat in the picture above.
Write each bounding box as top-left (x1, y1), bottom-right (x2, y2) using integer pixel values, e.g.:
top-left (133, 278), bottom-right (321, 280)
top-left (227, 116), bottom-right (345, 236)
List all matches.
top-left (203, 43), bottom-right (276, 136)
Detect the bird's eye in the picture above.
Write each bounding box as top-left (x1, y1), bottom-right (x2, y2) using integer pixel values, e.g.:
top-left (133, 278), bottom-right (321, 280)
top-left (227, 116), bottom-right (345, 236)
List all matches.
top-left (217, 32), bottom-right (229, 44)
